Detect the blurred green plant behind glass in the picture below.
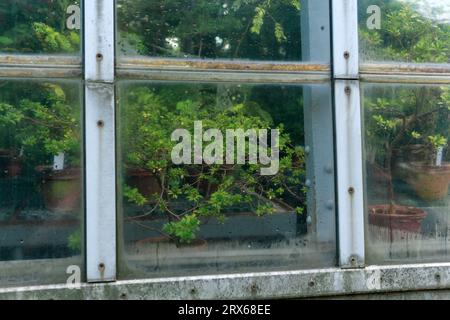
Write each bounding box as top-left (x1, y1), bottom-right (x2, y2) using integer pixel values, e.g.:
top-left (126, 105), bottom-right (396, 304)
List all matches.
top-left (359, 0), bottom-right (450, 63)
top-left (120, 82), bottom-right (307, 244)
top-left (0, 0), bottom-right (80, 53)
top-left (117, 0), bottom-right (302, 61)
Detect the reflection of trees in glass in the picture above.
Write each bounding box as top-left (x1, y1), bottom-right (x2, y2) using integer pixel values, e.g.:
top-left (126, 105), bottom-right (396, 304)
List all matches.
top-left (360, 0), bottom-right (450, 63)
top-left (0, 82), bottom-right (80, 169)
top-left (0, 0), bottom-right (80, 53)
top-left (365, 85), bottom-right (450, 211)
top-left (117, 0), bottom-right (301, 60)
top-left (0, 81), bottom-right (81, 252)
top-left (121, 84), bottom-right (306, 243)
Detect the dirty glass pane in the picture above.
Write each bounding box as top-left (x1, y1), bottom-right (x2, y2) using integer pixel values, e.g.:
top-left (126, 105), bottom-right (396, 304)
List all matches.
top-left (359, 0), bottom-right (450, 64)
top-left (364, 83), bottom-right (450, 264)
top-left (118, 81), bottom-right (336, 279)
top-left (116, 0), bottom-right (330, 62)
top-left (0, 0), bottom-right (81, 54)
top-left (0, 80), bottom-right (84, 288)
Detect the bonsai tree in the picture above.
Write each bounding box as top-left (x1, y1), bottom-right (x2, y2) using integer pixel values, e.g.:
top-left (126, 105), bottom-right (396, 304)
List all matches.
top-left (360, 0), bottom-right (450, 220)
top-left (365, 84), bottom-right (450, 218)
top-left (121, 85), bottom-right (307, 244)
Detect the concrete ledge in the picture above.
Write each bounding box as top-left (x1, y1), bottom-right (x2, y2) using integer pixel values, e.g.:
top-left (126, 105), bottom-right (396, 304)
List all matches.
top-left (1, 263), bottom-right (450, 299)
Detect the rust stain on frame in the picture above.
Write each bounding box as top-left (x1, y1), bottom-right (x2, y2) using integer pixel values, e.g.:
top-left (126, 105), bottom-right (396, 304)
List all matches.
top-left (119, 57), bottom-right (331, 73)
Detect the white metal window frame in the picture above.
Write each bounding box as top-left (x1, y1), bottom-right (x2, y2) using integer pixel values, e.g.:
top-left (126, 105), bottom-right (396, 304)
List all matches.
top-left (1, 0), bottom-right (450, 299)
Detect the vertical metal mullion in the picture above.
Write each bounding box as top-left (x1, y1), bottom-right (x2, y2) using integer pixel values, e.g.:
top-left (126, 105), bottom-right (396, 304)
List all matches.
top-left (301, 0), bottom-right (336, 244)
top-left (84, 0), bottom-right (116, 282)
top-left (331, 0), bottom-right (365, 268)
top-left (331, 0), bottom-right (359, 79)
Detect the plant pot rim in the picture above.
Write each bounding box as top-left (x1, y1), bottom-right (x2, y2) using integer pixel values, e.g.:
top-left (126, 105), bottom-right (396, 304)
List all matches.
top-left (406, 162), bottom-right (450, 172)
top-left (368, 204), bottom-right (427, 218)
top-left (126, 167), bottom-right (157, 177)
top-left (0, 149), bottom-right (11, 157)
top-left (44, 167), bottom-right (81, 181)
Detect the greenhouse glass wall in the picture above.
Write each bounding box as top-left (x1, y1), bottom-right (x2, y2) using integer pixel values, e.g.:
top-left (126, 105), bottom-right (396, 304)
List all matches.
top-left (0, 0), bottom-right (450, 299)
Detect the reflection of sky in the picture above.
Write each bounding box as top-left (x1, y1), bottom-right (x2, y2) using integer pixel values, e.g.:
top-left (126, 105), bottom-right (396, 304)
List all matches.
top-left (399, 0), bottom-right (450, 23)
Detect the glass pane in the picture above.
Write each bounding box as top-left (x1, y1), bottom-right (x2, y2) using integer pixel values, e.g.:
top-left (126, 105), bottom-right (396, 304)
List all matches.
top-left (0, 80), bottom-right (83, 288)
top-left (118, 81), bottom-right (336, 279)
top-left (0, 0), bottom-right (81, 54)
top-left (359, 0), bottom-right (450, 63)
top-left (117, 0), bottom-right (330, 62)
top-left (364, 83), bottom-right (450, 264)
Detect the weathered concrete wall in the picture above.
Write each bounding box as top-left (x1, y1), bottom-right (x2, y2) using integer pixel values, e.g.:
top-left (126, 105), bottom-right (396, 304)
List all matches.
top-left (1, 263), bottom-right (450, 300)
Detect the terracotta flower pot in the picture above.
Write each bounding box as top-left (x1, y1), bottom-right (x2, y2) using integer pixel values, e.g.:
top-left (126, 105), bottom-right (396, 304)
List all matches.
top-left (6, 157), bottom-right (22, 177)
top-left (368, 204), bottom-right (427, 233)
top-left (0, 150), bottom-right (22, 177)
top-left (42, 168), bottom-right (81, 213)
top-left (126, 168), bottom-right (162, 198)
top-left (405, 162), bottom-right (450, 201)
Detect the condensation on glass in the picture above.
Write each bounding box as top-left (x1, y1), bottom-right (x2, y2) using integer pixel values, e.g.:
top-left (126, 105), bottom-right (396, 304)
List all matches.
top-left (117, 81), bottom-right (336, 279)
top-left (116, 0), bottom-right (330, 62)
top-left (0, 79), bottom-right (84, 288)
top-left (363, 83), bottom-right (450, 264)
top-left (358, 0), bottom-right (450, 64)
top-left (0, 0), bottom-right (81, 54)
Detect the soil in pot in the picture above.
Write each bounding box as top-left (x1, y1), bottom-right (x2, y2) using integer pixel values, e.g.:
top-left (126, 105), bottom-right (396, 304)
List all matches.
top-left (42, 168), bottom-right (81, 213)
top-left (368, 204), bottom-right (427, 233)
top-left (126, 168), bottom-right (162, 198)
top-left (405, 162), bottom-right (450, 201)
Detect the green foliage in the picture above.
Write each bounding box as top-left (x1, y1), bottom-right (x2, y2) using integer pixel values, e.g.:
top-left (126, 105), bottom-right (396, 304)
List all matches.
top-left (163, 215), bottom-right (201, 244)
top-left (0, 82), bottom-right (80, 168)
top-left (124, 186), bottom-right (148, 206)
top-left (428, 135), bottom-right (447, 151)
top-left (0, 0), bottom-right (81, 53)
top-left (250, 0), bottom-right (299, 43)
top-left (365, 85), bottom-right (450, 185)
top-left (33, 22), bottom-right (79, 53)
top-left (117, 0), bottom-right (302, 60)
top-left (68, 229), bottom-right (82, 253)
top-left (121, 84), bottom-right (306, 243)
top-left (360, 0), bottom-right (450, 63)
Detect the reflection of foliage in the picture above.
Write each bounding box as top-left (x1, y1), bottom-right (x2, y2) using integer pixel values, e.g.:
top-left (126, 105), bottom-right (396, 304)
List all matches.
top-left (360, 0), bottom-right (450, 62)
top-left (117, 0), bottom-right (301, 60)
top-left (365, 85), bottom-right (450, 209)
top-left (366, 86), bottom-right (450, 163)
top-left (33, 22), bottom-right (79, 53)
top-left (68, 229), bottom-right (82, 253)
top-left (250, 0), bottom-right (300, 43)
top-left (121, 84), bottom-right (306, 243)
top-left (0, 82), bottom-right (80, 169)
top-left (0, 0), bottom-right (80, 53)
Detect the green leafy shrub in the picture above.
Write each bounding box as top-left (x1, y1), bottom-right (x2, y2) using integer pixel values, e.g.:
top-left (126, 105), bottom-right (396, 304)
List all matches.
top-left (0, 0), bottom-right (80, 53)
top-left (0, 81), bottom-right (80, 169)
top-left (121, 84), bottom-right (307, 244)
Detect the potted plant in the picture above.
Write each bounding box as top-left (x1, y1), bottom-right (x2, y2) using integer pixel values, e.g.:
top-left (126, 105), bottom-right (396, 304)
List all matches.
top-left (404, 134), bottom-right (450, 201)
top-left (121, 86), bottom-right (307, 245)
top-left (0, 82), bottom-right (81, 213)
top-left (365, 88), bottom-right (450, 233)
